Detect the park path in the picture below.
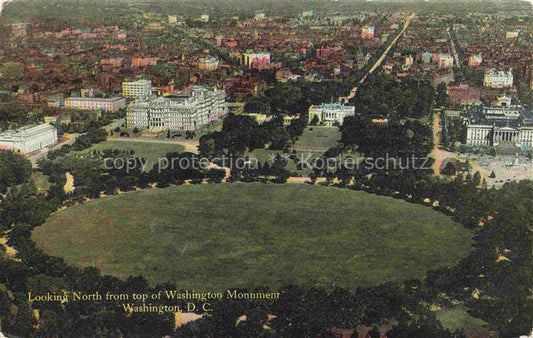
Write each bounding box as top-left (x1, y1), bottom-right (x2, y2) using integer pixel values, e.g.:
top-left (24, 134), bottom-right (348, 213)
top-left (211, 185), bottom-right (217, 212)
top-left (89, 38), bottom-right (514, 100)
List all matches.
top-left (64, 172), bottom-right (75, 193)
top-left (27, 133), bottom-right (80, 167)
top-left (0, 235), bottom-right (20, 262)
top-left (430, 111), bottom-right (450, 175)
top-left (108, 136), bottom-right (199, 153)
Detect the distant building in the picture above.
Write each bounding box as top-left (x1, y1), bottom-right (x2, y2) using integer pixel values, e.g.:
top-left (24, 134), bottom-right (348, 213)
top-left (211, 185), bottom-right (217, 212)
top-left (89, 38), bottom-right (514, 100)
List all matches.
top-left (448, 84), bottom-right (481, 105)
top-left (361, 24), bottom-right (375, 39)
top-left (505, 31), bottom-right (519, 38)
top-left (0, 123), bottom-right (58, 154)
top-left (127, 86), bottom-right (228, 131)
top-left (483, 69), bottom-right (513, 88)
top-left (100, 58), bottom-right (124, 68)
top-left (131, 57), bottom-right (159, 68)
top-left (241, 52), bottom-right (271, 69)
top-left (168, 15), bottom-right (177, 24)
top-left (65, 97), bottom-right (126, 112)
top-left (437, 53), bottom-right (454, 68)
top-left (468, 54), bottom-right (483, 67)
top-left (316, 46), bottom-right (343, 59)
top-left (199, 14), bottom-right (209, 22)
top-left (421, 51), bottom-right (432, 64)
top-left (308, 103), bottom-right (355, 126)
top-left (198, 57), bottom-right (219, 71)
top-left (122, 79), bottom-right (152, 99)
top-left (254, 12), bottom-right (266, 20)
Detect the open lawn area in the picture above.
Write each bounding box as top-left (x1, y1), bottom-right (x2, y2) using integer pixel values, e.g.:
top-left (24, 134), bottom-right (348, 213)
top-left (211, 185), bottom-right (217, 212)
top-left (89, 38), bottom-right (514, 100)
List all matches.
top-left (245, 126), bottom-right (343, 176)
top-left (293, 126), bottom-right (341, 151)
top-left (79, 140), bottom-right (185, 170)
top-left (33, 183), bottom-right (472, 290)
top-left (435, 305), bottom-right (487, 334)
top-left (244, 148), bottom-right (321, 176)
top-left (31, 171), bottom-right (52, 192)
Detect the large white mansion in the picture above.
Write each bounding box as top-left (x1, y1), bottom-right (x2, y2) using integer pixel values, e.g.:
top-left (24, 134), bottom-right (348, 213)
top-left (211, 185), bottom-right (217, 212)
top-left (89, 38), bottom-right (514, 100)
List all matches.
top-left (126, 86), bottom-right (228, 130)
top-left (308, 103), bottom-right (355, 126)
top-left (0, 123), bottom-right (58, 154)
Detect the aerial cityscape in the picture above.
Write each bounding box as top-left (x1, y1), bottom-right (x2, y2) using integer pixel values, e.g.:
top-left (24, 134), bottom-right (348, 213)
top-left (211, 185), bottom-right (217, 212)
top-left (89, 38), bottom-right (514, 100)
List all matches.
top-left (0, 0), bottom-right (531, 337)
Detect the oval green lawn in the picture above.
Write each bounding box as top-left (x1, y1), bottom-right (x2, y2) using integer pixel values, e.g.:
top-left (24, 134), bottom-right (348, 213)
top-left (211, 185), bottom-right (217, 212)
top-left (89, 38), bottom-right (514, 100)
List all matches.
top-left (33, 183), bottom-right (472, 290)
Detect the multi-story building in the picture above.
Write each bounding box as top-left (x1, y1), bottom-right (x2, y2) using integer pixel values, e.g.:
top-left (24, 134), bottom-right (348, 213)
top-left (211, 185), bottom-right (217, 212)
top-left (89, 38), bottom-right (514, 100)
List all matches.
top-left (241, 52), bottom-right (271, 69)
top-left (131, 57), bottom-right (159, 68)
top-left (127, 86), bottom-right (228, 131)
top-left (308, 103), bottom-right (355, 126)
top-left (65, 97), bottom-right (126, 112)
top-left (198, 57), bottom-right (219, 71)
top-left (448, 84), bottom-right (481, 105)
top-left (437, 53), bottom-right (454, 68)
top-left (466, 125), bottom-right (533, 148)
top-left (483, 69), bottom-right (514, 88)
top-left (468, 54), bottom-right (483, 67)
top-left (466, 96), bottom-right (533, 149)
top-left (122, 79), bottom-right (152, 99)
top-left (0, 123), bottom-right (58, 154)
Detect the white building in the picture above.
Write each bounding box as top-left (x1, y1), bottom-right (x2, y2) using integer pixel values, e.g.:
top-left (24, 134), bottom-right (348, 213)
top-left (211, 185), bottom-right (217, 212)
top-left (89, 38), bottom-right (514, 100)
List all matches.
top-left (466, 97), bottom-right (533, 149)
top-left (466, 125), bottom-right (492, 146)
top-left (127, 86), bottom-right (228, 131)
top-left (254, 12), bottom-right (266, 20)
top-left (466, 125), bottom-right (533, 148)
top-left (483, 69), bottom-right (514, 88)
top-left (308, 103), bottom-right (355, 126)
top-left (199, 14), bottom-right (209, 22)
top-left (438, 53), bottom-right (454, 68)
top-left (122, 79), bottom-right (152, 99)
top-left (65, 97), bottom-right (126, 112)
top-left (0, 123), bottom-right (58, 154)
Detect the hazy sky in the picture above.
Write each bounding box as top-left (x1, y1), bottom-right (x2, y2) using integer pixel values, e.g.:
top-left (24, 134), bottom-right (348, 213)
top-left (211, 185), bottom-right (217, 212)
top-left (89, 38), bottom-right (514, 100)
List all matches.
top-left (0, 0), bottom-right (531, 16)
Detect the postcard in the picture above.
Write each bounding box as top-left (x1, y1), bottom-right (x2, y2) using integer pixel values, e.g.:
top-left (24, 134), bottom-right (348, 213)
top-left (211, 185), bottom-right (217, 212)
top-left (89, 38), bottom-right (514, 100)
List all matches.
top-left (0, 0), bottom-right (531, 337)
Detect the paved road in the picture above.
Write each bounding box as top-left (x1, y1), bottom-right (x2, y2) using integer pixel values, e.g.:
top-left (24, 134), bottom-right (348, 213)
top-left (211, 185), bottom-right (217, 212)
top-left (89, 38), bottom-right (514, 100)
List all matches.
top-left (105, 118), bottom-right (126, 132)
top-left (447, 28), bottom-right (461, 68)
top-left (341, 13), bottom-right (415, 103)
top-left (27, 133), bottom-right (81, 167)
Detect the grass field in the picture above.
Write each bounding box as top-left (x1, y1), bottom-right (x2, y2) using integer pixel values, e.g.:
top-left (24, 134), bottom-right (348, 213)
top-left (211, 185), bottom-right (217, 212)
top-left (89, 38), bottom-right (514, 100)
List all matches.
top-left (33, 183), bottom-right (472, 290)
top-left (435, 305), bottom-right (487, 334)
top-left (79, 140), bottom-right (185, 170)
top-left (246, 126), bottom-right (342, 175)
top-left (293, 126), bottom-right (341, 151)
top-left (31, 171), bottom-right (52, 192)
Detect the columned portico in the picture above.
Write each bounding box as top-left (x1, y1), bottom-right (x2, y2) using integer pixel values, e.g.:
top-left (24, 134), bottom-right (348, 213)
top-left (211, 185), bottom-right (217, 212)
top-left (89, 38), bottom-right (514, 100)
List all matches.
top-left (493, 127), bottom-right (520, 145)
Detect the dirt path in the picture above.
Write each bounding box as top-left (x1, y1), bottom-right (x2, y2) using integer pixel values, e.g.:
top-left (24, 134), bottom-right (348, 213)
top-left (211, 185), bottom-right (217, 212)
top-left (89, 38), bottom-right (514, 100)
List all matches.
top-left (108, 137), bottom-right (199, 153)
top-left (0, 235), bottom-right (20, 261)
top-left (430, 111), bottom-right (450, 175)
top-left (64, 172), bottom-right (75, 193)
